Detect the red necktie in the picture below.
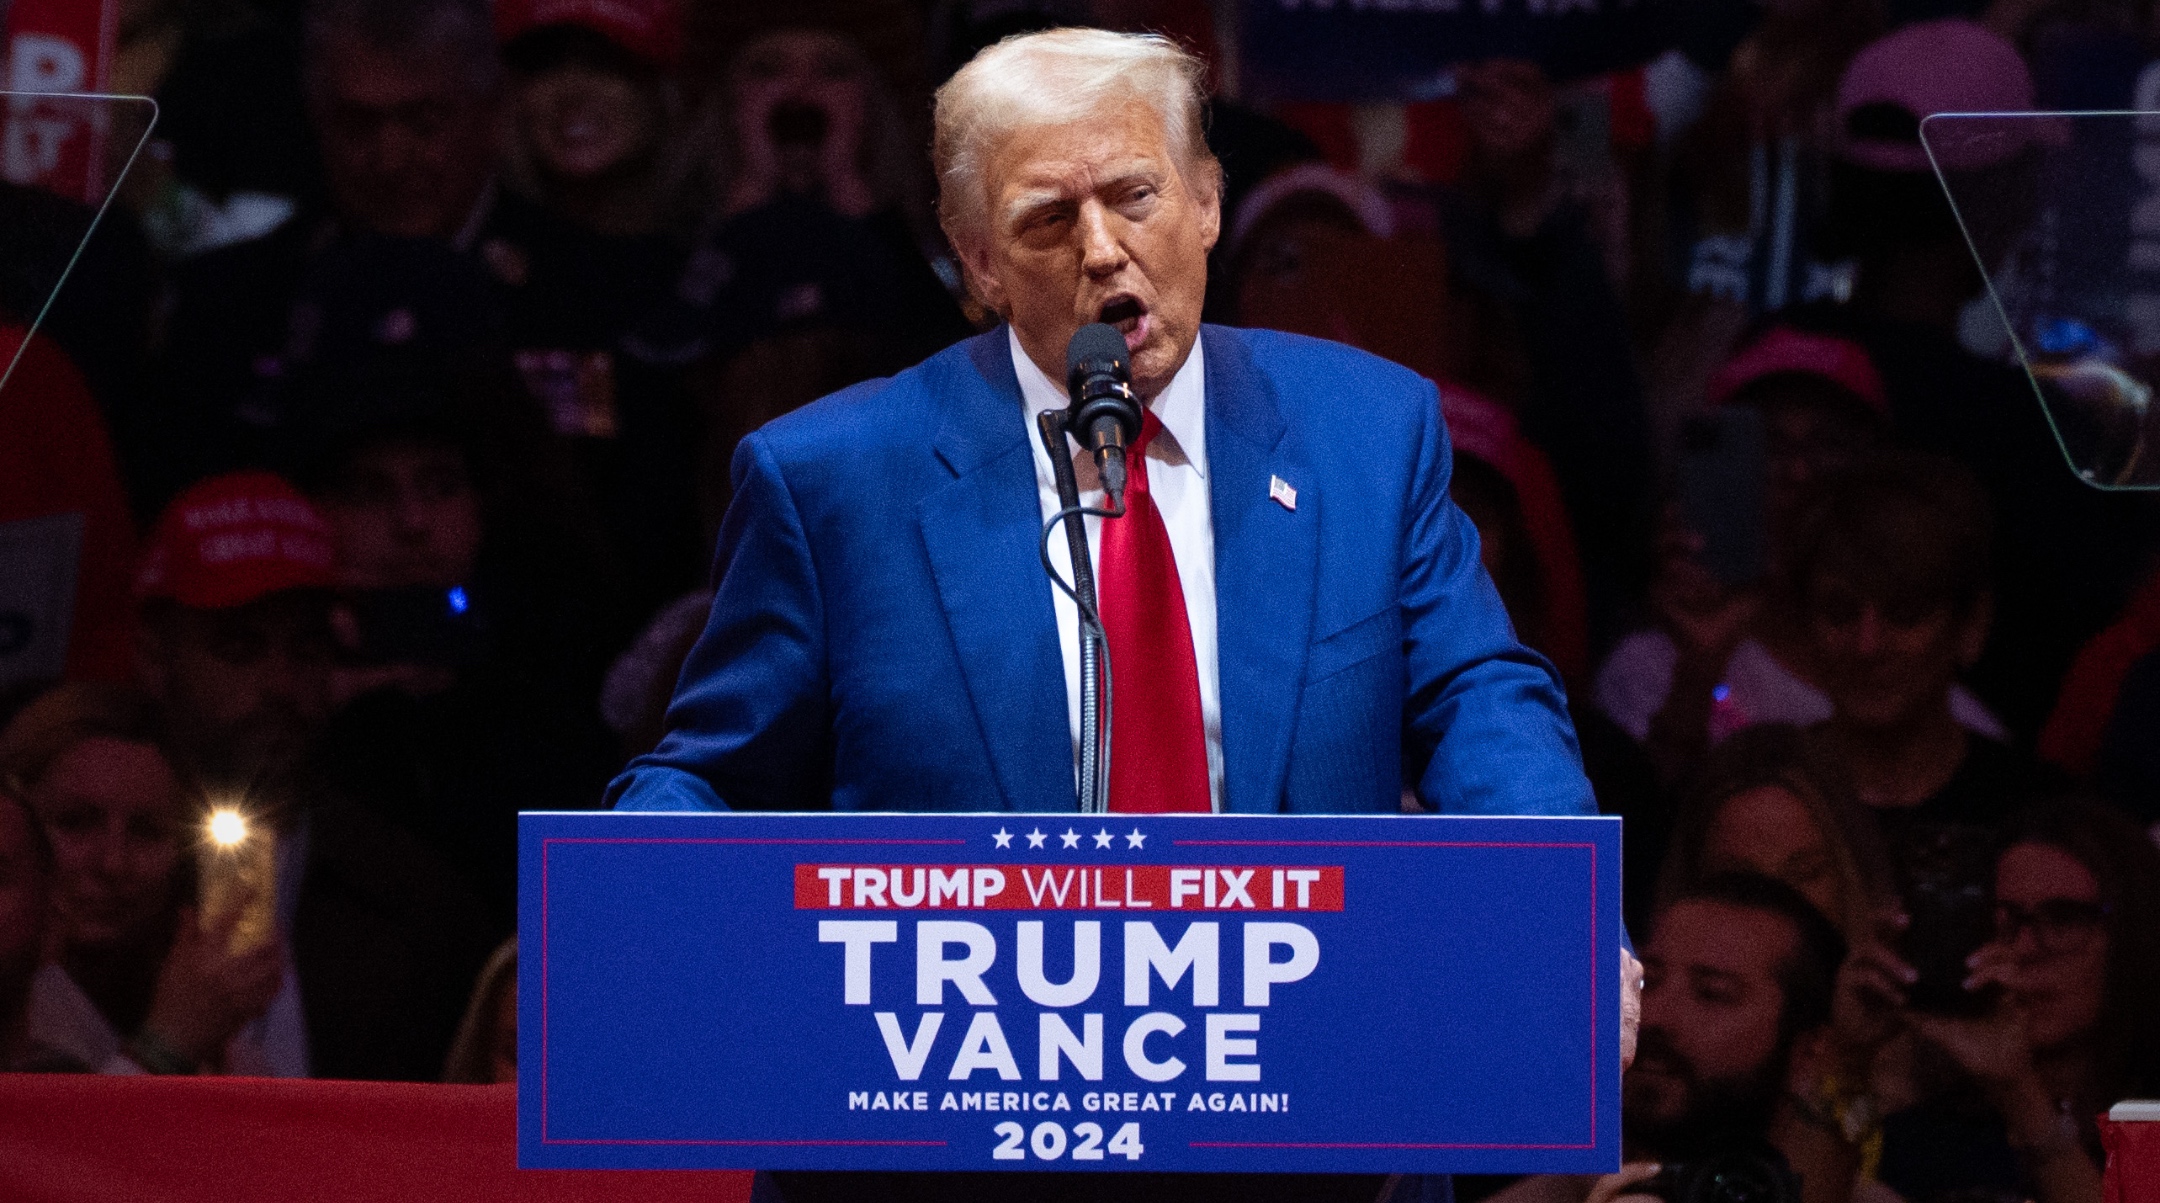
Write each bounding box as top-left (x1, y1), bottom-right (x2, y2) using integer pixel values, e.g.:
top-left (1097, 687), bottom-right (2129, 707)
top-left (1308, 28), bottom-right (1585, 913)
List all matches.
top-left (1096, 410), bottom-right (1210, 813)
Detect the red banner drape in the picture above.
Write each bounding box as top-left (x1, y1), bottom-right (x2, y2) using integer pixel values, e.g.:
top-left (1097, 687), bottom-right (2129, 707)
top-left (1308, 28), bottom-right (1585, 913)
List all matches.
top-left (0, 1074), bottom-right (756, 1202)
top-left (2106, 1117), bottom-right (2160, 1203)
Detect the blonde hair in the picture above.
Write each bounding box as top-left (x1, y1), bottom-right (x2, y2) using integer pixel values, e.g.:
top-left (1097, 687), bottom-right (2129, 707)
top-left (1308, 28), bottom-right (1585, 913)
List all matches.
top-left (0, 682), bottom-right (167, 798)
top-left (443, 937), bottom-right (518, 1084)
top-left (932, 27), bottom-right (1219, 250)
top-left (1656, 725), bottom-right (1898, 945)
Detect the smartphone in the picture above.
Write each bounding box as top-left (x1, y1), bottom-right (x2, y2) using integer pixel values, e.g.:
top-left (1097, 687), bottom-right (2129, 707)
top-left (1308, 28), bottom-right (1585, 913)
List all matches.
top-left (343, 585), bottom-right (488, 668)
top-left (1901, 830), bottom-right (2002, 1017)
top-left (1553, 88), bottom-right (1614, 186)
top-left (1677, 408), bottom-right (1769, 586)
top-left (199, 823), bottom-right (277, 957)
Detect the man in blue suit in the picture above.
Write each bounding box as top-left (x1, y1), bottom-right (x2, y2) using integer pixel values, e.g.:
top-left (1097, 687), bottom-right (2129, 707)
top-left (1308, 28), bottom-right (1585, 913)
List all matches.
top-left (610, 28), bottom-right (1638, 1201)
top-left (609, 29), bottom-right (1595, 826)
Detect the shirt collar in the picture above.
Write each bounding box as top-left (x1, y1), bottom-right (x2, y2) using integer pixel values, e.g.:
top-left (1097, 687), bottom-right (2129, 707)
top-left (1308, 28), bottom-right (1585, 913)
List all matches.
top-left (1008, 325), bottom-right (1207, 477)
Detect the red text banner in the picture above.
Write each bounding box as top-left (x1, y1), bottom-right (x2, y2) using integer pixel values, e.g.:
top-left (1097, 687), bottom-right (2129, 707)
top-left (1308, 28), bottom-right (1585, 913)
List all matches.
top-left (793, 864), bottom-right (1345, 912)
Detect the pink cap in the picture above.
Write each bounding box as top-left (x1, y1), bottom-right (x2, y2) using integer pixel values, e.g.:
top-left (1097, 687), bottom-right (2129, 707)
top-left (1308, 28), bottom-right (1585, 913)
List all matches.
top-left (136, 472), bottom-right (337, 610)
top-left (1230, 163), bottom-right (1396, 258)
top-left (1438, 384), bottom-right (1590, 690)
top-left (1836, 19), bottom-right (2034, 173)
top-left (496, 0), bottom-right (682, 69)
top-left (1706, 327), bottom-right (1889, 416)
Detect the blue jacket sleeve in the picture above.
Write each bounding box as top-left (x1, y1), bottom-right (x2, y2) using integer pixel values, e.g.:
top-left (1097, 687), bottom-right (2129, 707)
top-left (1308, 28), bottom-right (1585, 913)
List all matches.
top-left (605, 432), bottom-right (832, 812)
top-left (1400, 379), bottom-right (1597, 818)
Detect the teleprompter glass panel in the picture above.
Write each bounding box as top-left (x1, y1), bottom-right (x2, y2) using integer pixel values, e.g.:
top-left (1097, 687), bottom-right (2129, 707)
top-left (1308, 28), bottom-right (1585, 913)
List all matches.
top-left (1925, 111), bottom-right (2160, 489)
top-left (0, 92), bottom-right (157, 398)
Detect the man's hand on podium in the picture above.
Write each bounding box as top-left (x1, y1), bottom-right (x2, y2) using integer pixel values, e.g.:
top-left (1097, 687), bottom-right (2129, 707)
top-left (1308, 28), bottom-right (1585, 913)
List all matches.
top-left (1621, 949), bottom-right (1644, 1072)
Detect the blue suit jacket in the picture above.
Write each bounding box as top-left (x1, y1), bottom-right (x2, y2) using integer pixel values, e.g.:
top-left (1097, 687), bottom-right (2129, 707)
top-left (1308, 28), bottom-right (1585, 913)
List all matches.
top-left (608, 325), bottom-right (1594, 817)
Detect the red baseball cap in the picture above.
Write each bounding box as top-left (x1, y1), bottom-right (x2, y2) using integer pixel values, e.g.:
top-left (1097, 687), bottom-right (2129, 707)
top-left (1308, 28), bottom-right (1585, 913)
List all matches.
top-left (495, 0), bottom-right (682, 69)
top-left (135, 472), bottom-right (337, 610)
top-left (1706, 327), bottom-right (1890, 417)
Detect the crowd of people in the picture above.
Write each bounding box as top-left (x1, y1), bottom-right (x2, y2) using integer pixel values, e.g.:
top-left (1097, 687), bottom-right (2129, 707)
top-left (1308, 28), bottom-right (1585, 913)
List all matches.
top-left (2, 0), bottom-right (2158, 1201)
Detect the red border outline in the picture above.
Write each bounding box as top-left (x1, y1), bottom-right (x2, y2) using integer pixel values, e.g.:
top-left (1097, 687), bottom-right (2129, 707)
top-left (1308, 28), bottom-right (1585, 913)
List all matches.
top-left (1170, 837), bottom-right (1601, 1152)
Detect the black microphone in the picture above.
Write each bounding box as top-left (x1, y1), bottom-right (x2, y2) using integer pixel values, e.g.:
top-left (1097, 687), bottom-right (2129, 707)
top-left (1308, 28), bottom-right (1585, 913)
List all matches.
top-left (1064, 323), bottom-right (1143, 506)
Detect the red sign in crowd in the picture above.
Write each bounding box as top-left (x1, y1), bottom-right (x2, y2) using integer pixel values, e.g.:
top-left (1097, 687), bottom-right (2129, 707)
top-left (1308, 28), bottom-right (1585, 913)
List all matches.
top-left (2, 0), bottom-right (118, 205)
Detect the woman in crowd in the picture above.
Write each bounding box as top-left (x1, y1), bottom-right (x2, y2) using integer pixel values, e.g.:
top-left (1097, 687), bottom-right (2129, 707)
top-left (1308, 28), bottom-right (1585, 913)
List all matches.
top-left (498, 0), bottom-right (689, 239)
top-left (1875, 797), bottom-right (2160, 1203)
top-left (1596, 329), bottom-right (2006, 784)
top-left (487, 0), bottom-right (699, 621)
top-left (1655, 723), bottom-right (1897, 946)
top-left (1787, 454), bottom-right (2061, 876)
top-left (0, 683), bottom-right (285, 1075)
top-left (1646, 725), bottom-right (1933, 1161)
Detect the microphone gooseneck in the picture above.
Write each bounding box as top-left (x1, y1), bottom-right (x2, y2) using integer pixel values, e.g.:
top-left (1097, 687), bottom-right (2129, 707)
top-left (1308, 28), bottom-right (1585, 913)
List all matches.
top-left (1037, 409), bottom-right (1115, 815)
top-left (1032, 323), bottom-right (1140, 815)
top-left (1065, 323), bottom-right (1142, 508)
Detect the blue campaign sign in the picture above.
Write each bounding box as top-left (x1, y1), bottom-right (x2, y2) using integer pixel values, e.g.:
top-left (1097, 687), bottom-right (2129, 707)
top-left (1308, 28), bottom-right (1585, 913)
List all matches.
top-left (519, 810), bottom-right (1622, 1174)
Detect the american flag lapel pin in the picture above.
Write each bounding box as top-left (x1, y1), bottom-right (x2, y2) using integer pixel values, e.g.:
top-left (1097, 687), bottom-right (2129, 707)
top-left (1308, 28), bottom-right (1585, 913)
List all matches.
top-left (1269, 475), bottom-right (1297, 512)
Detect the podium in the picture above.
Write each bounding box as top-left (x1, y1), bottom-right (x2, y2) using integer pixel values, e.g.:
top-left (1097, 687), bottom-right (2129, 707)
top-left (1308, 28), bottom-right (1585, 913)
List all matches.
top-left (517, 810), bottom-right (1622, 1175)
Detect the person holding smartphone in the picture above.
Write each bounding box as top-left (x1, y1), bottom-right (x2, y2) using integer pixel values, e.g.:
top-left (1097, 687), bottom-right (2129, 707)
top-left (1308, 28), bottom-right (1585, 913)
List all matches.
top-left (1595, 328), bottom-right (2001, 784)
top-left (2, 685), bottom-right (284, 1077)
top-left (128, 471), bottom-right (494, 1081)
top-left (1866, 799), bottom-right (2158, 1203)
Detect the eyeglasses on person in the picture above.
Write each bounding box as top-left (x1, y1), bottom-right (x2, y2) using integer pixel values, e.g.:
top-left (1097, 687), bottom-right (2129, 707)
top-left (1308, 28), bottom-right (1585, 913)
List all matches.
top-left (1993, 898), bottom-right (2111, 952)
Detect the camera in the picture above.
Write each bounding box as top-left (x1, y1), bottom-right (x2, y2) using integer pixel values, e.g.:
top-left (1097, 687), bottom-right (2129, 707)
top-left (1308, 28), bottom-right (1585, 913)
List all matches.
top-left (1644, 1147), bottom-right (1803, 1203)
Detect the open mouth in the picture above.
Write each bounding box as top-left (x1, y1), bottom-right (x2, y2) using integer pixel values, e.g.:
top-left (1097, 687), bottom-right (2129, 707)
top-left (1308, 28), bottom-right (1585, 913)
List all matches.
top-left (1098, 296), bottom-right (1148, 351)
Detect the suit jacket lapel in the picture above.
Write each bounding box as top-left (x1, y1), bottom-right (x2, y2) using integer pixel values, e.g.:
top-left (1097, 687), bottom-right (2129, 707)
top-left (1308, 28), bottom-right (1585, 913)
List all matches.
top-left (917, 330), bottom-right (1075, 813)
top-left (1203, 326), bottom-right (1318, 814)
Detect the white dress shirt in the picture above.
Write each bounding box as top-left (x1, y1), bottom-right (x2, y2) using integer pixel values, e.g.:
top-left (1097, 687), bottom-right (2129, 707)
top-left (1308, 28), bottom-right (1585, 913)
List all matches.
top-left (1011, 327), bottom-right (1223, 811)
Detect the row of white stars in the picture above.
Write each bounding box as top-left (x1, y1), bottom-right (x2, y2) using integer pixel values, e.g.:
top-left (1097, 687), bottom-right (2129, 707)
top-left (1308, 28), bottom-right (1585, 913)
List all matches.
top-left (992, 827), bottom-right (1146, 850)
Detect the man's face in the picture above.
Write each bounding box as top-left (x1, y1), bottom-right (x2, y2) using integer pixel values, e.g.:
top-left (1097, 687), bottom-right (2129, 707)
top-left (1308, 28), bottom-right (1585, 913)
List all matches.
top-left (1626, 901), bottom-right (1797, 1156)
top-left (313, 38), bottom-right (499, 238)
top-left (959, 103), bottom-right (1219, 399)
top-left (140, 593), bottom-right (337, 791)
top-left (318, 437), bottom-right (484, 589)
